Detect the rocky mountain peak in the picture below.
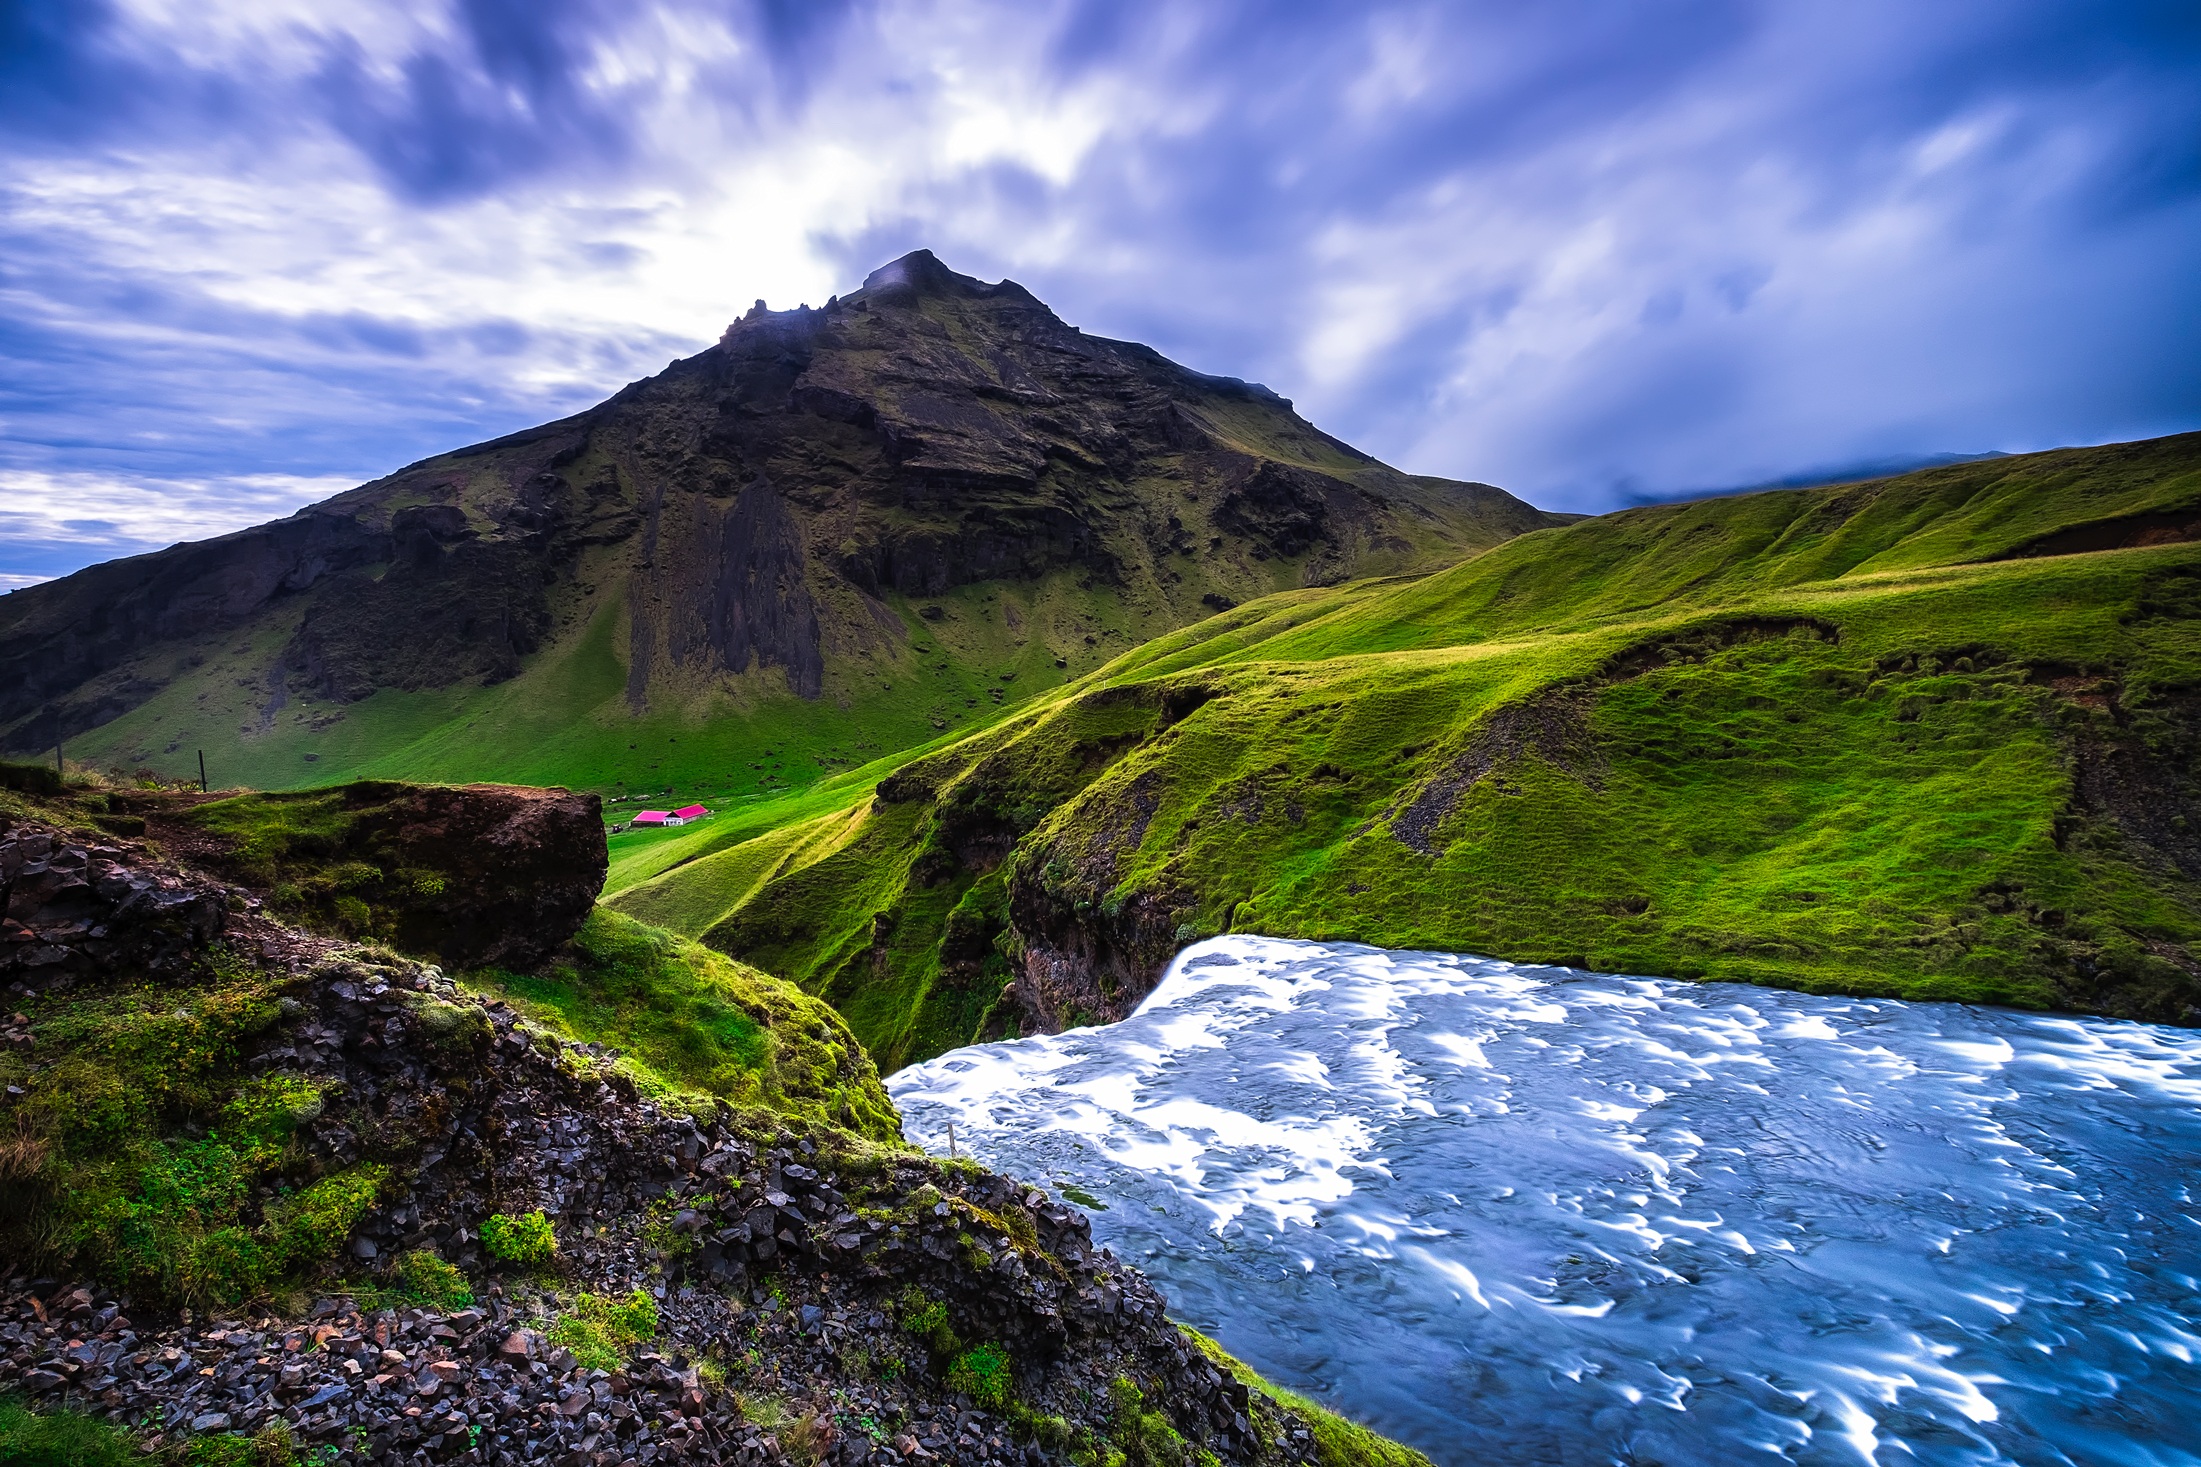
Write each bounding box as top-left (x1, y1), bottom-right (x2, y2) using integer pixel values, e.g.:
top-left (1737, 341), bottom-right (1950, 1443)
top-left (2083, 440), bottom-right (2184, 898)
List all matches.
top-left (0, 252), bottom-right (1564, 791)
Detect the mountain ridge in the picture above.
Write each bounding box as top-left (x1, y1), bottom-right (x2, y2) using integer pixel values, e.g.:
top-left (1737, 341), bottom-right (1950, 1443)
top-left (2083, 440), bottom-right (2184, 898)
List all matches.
top-left (0, 250), bottom-right (1562, 801)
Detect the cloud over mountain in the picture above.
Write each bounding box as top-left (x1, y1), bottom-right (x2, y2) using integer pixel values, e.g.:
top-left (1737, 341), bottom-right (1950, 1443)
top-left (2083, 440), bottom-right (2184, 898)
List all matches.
top-left (3, 0), bottom-right (2198, 584)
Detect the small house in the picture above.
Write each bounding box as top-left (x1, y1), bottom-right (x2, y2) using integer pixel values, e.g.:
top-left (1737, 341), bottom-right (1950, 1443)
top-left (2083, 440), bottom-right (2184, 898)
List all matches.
top-left (633, 810), bottom-right (673, 827)
top-left (674, 804), bottom-right (708, 821)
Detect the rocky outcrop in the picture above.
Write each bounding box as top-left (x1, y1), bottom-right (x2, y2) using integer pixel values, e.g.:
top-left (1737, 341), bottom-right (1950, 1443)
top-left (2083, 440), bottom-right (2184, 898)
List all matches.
top-left (0, 822), bottom-right (1360, 1466)
top-left (0, 821), bottom-right (228, 985)
top-left (159, 782), bottom-right (607, 970)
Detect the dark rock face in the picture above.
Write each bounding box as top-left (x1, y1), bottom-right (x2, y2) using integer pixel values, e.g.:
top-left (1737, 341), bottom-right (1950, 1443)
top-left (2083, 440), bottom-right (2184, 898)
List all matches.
top-left (1003, 768), bottom-right (1196, 1034)
top-left (161, 782), bottom-right (607, 970)
top-left (281, 536), bottom-right (556, 703)
top-left (0, 511), bottom-right (388, 745)
top-left (0, 827), bottom-right (1344, 1466)
top-left (332, 784), bottom-right (608, 969)
top-left (0, 822), bottom-right (227, 985)
top-left (0, 249), bottom-right (1561, 753)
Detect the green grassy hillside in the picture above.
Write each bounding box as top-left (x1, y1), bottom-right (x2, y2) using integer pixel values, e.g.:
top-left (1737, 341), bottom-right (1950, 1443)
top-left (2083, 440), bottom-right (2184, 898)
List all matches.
top-left (7, 251), bottom-right (1560, 816)
top-left (606, 434), bottom-right (2201, 1069)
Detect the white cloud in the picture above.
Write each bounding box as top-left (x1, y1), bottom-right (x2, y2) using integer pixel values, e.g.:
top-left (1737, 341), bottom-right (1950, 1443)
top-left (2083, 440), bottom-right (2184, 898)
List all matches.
top-left (2, 0), bottom-right (2195, 562)
top-left (0, 471), bottom-right (359, 552)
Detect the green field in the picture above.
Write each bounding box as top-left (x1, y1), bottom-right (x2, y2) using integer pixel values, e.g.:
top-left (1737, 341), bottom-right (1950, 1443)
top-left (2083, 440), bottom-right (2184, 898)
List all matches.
top-left (605, 434), bottom-right (2201, 1069)
top-left (61, 568), bottom-right (1128, 815)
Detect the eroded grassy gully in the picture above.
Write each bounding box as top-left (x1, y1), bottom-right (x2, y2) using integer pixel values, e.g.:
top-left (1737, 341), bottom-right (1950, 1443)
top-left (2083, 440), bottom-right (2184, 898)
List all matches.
top-left (610, 435), bottom-right (2201, 1071)
top-left (0, 772), bottom-right (1426, 1467)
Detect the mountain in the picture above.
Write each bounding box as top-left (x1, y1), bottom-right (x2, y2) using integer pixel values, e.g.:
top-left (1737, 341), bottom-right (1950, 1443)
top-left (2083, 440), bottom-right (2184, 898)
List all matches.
top-left (0, 250), bottom-right (1562, 801)
top-left (605, 432), bottom-right (2201, 1069)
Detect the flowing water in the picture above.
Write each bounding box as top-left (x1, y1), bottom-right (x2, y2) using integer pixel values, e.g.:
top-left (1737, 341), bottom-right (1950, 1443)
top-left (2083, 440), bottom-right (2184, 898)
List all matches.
top-left (887, 937), bottom-right (2201, 1466)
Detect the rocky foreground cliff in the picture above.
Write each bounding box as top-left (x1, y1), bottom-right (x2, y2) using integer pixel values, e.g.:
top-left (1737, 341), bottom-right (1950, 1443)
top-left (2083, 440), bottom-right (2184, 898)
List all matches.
top-left (0, 772), bottom-right (1425, 1467)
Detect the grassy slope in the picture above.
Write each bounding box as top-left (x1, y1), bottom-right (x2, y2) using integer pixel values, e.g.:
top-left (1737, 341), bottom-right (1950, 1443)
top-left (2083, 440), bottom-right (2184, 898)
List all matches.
top-left (1183, 1329), bottom-right (1432, 1467)
top-left (53, 282), bottom-right (1554, 817)
top-left (611, 435), bottom-right (2201, 1068)
top-left (0, 774), bottom-right (902, 1312)
top-left (63, 565), bottom-right (1120, 813)
top-left (464, 908), bottom-right (903, 1144)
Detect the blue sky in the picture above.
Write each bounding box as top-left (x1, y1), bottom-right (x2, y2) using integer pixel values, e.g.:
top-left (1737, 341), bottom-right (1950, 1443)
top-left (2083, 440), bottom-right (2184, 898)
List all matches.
top-left (3, 0), bottom-right (2198, 587)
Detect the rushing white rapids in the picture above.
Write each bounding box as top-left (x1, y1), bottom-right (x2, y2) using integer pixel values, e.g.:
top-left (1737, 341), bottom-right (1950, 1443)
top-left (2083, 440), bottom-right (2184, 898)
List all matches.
top-left (887, 936), bottom-right (2201, 1467)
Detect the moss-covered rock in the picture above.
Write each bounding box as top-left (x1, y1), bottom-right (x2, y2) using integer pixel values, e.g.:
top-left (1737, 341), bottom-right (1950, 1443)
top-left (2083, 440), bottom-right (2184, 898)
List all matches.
top-left (469, 908), bottom-right (902, 1144)
top-left (167, 780), bottom-right (605, 969)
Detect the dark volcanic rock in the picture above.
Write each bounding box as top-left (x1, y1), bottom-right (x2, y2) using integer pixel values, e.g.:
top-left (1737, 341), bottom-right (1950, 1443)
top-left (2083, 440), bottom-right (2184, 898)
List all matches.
top-left (161, 781), bottom-right (607, 970)
top-left (0, 249), bottom-right (1561, 754)
top-left (0, 820), bottom-right (228, 985)
top-left (0, 818), bottom-right (1356, 1466)
top-left (335, 783), bottom-right (607, 969)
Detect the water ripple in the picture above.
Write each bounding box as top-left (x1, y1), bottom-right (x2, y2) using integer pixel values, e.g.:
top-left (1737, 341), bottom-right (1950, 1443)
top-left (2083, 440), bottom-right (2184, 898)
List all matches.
top-left (889, 937), bottom-right (2201, 1466)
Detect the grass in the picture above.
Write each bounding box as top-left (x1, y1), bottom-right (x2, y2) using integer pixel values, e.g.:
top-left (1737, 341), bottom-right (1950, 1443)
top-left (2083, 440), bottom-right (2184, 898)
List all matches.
top-left (546, 1289), bottom-right (659, 1372)
top-left (0, 1395), bottom-right (140, 1467)
top-left (480, 1209), bottom-right (557, 1266)
top-left (611, 438), bottom-right (2201, 1067)
top-left (0, 943), bottom-right (386, 1307)
top-left (390, 1250), bottom-right (474, 1309)
top-left (946, 1342), bottom-right (1013, 1410)
top-left (53, 549), bottom-right (1254, 817)
top-left (603, 677), bottom-right (1194, 1069)
top-left (1181, 1329), bottom-right (1432, 1467)
top-left (465, 908), bottom-right (904, 1143)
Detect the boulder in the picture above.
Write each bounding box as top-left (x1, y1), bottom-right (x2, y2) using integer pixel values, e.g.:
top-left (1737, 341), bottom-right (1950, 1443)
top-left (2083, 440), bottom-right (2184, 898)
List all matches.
top-left (168, 781), bottom-right (606, 970)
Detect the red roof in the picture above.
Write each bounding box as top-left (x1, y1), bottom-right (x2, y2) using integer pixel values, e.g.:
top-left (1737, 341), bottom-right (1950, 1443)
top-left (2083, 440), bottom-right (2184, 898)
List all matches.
top-left (633, 810), bottom-right (670, 824)
top-left (673, 804), bottom-right (707, 819)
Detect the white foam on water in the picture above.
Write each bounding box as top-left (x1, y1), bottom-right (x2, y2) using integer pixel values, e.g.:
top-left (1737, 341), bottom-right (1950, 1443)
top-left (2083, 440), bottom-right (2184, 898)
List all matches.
top-left (890, 937), bottom-right (2201, 1466)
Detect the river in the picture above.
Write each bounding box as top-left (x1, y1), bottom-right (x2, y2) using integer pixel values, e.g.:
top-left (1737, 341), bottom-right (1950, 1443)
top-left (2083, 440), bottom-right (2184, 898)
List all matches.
top-left (887, 936), bottom-right (2201, 1466)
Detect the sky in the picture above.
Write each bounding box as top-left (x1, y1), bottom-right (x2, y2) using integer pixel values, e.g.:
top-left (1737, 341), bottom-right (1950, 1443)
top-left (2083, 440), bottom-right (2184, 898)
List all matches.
top-left (3, 0), bottom-right (2199, 589)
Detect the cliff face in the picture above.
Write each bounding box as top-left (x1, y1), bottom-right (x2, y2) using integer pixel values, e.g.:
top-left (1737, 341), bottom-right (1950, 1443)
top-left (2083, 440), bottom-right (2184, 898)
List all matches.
top-left (0, 251), bottom-right (1560, 795)
top-left (0, 775), bottom-right (1423, 1467)
top-left (604, 434), bottom-right (2201, 1064)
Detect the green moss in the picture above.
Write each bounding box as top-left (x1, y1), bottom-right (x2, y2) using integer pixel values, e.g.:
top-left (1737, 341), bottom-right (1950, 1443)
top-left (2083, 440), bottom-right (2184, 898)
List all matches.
top-left (182, 1422), bottom-right (305, 1467)
top-left (613, 441), bottom-right (2201, 1062)
top-left (1181, 1329), bottom-right (1431, 1467)
top-left (480, 1210), bottom-right (558, 1266)
top-left (547, 1289), bottom-right (659, 1372)
top-left (0, 1395), bottom-right (140, 1467)
top-left (264, 1166), bottom-right (386, 1268)
top-left (947, 1342), bottom-right (1013, 1410)
top-left (1102, 1377), bottom-right (1204, 1467)
top-left (895, 1286), bottom-right (959, 1358)
top-left (390, 1250), bottom-right (473, 1309)
top-left (640, 1195), bottom-right (713, 1258)
top-left (406, 996), bottom-right (489, 1052)
top-left (0, 949), bottom-right (394, 1306)
top-left (468, 908), bottom-right (901, 1143)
